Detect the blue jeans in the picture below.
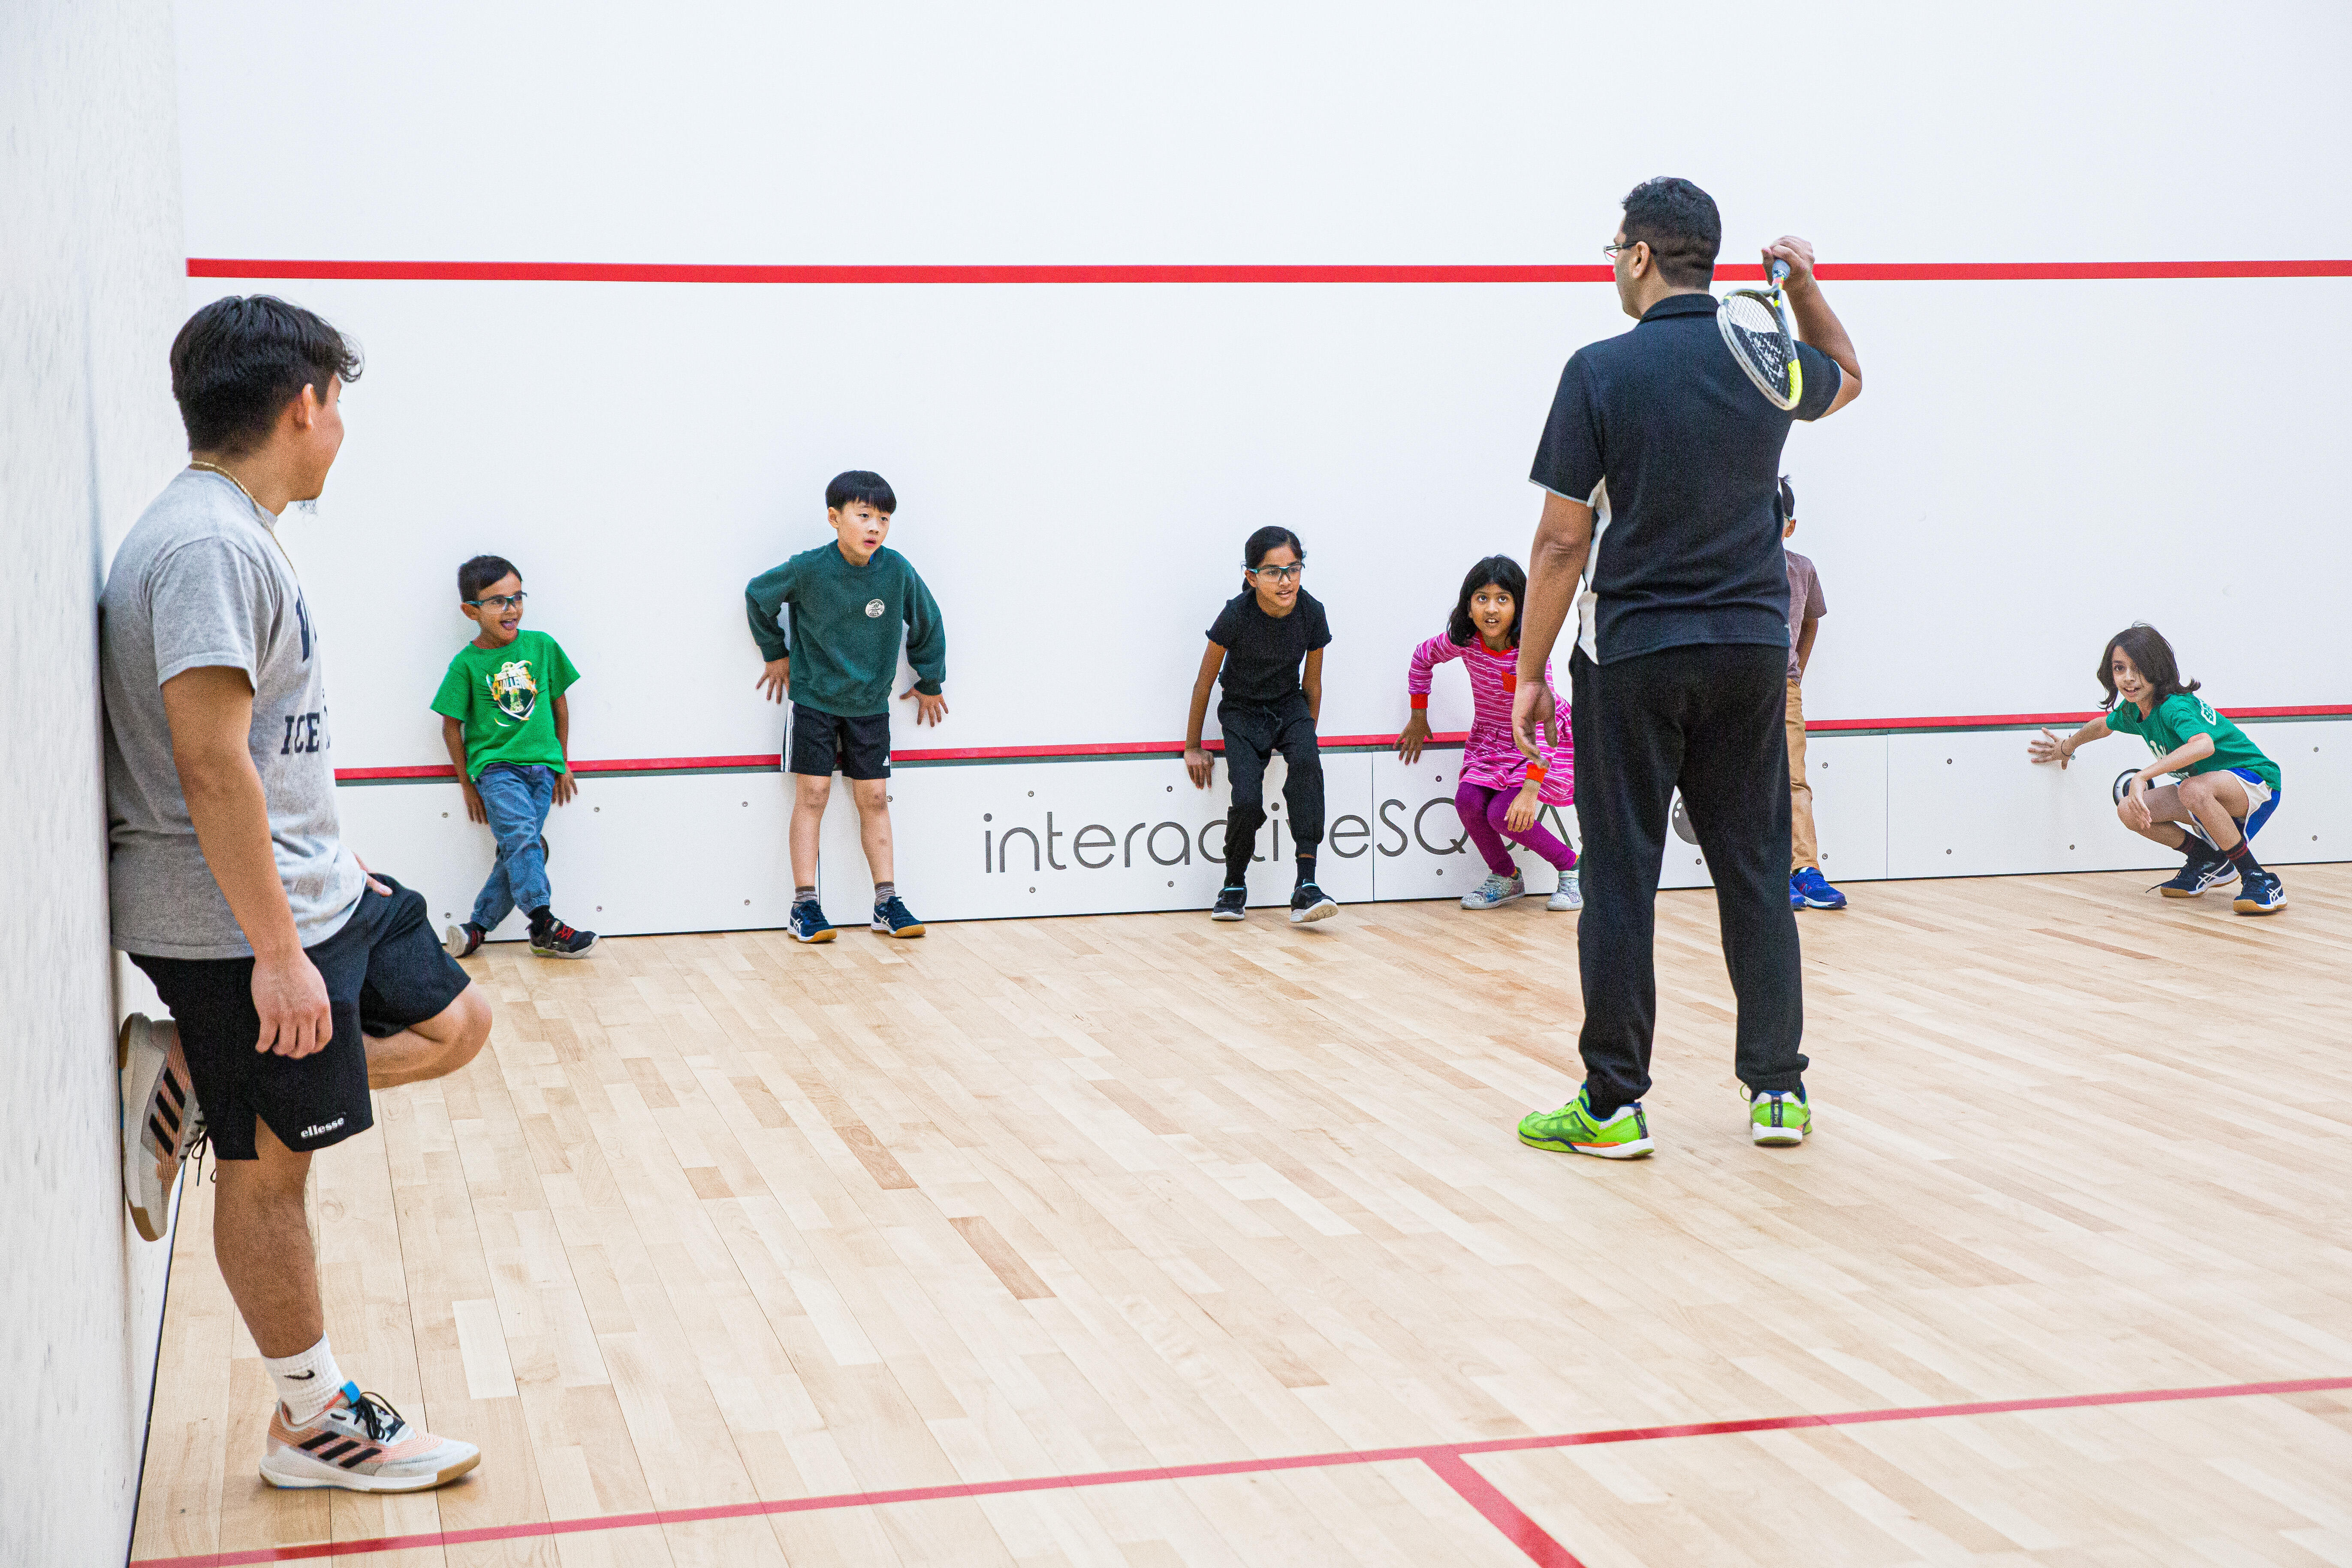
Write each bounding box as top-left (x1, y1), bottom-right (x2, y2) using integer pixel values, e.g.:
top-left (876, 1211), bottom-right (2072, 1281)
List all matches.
top-left (470, 763), bottom-right (555, 929)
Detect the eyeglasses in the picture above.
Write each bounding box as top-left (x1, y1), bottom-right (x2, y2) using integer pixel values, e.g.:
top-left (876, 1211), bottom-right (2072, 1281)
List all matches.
top-left (1248, 563), bottom-right (1303, 582)
top-left (1601, 240), bottom-right (1643, 261)
top-left (465, 592), bottom-right (527, 611)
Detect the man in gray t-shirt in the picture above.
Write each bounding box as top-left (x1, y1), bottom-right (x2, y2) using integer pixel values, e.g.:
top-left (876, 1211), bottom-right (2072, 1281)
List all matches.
top-left (101, 468), bottom-right (363, 956)
top-left (102, 295), bottom-right (488, 1494)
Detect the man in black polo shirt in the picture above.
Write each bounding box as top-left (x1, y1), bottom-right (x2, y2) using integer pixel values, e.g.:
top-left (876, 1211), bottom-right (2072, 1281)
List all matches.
top-left (1510, 177), bottom-right (1862, 1159)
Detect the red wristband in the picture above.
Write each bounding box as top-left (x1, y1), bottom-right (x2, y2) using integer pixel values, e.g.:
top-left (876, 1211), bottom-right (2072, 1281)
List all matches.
top-left (1524, 762), bottom-right (1547, 783)
top-left (1408, 694), bottom-right (1428, 710)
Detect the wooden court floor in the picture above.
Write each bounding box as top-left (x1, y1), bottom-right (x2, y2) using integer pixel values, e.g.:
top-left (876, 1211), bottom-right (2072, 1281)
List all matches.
top-left (131, 867), bottom-right (2352, 1567)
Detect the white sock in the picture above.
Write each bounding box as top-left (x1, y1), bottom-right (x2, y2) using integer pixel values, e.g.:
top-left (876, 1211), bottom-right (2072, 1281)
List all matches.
top-left (264, 1335), bottom-right (344, 1424)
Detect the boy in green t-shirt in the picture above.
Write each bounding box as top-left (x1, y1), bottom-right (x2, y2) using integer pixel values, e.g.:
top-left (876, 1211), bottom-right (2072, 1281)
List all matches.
top-left (2028, 624), bottom-right (2285, 914)
top-left (431, 555), bottom-right (598, 957)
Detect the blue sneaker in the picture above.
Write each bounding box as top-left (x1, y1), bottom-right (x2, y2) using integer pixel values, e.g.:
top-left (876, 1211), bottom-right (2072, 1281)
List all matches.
top-left (2154, 856), bottom-right (2235, 898)
top-left (788, 900), bottom-right (835, 944)
top-left (1791, 867), bottom-right (1847, 910)
top-left (871, 893), bottom-right (926, 938)
top-left (2232, 871), bottom-right (2287, 916)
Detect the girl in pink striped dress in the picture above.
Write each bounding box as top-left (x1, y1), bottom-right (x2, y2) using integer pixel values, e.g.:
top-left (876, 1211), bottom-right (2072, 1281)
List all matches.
top-left (1397, 556), bottom-right (1580, 911)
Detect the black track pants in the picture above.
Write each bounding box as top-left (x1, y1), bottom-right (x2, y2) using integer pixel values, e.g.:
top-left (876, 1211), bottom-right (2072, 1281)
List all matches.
top-left (1220, 694), bottom-right (1324, 882)
top-left (1570, 643), bottom-right (1806, 1114)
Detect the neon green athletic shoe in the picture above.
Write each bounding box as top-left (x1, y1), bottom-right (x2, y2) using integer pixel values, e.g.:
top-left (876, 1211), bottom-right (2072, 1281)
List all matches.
top-left (1517, 1086), bottom-right (1654, 1159)
top-left (1749, 1088), bottom-right (1811, 1146)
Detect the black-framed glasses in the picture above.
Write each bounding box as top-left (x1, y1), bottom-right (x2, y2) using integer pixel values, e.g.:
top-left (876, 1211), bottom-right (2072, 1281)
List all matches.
top-left (1248, 563), bottom-right (1303, 582)
top-left (1601, 240), bottom-right (1643, 262)
top-left (466, 592), bottom-right (527, 611)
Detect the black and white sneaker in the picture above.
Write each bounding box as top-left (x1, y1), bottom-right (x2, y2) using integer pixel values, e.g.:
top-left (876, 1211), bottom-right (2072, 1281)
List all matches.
top-left (1289, 882), bottom-right (1339, 925)
top-left (528, 915), bottom-right (597, 958)
top-left (443, 922), bottom-right (485, 958)
top-left (1210, 885), bottom-right (1248, 921)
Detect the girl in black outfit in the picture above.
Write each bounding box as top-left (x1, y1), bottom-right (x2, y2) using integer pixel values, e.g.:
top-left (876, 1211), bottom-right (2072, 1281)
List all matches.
top-left (1182, 527), bottom-right (1338, 924)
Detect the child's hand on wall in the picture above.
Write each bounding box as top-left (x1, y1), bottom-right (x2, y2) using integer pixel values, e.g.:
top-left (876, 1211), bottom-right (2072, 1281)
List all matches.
top-left (757, 658), bottom-right (790, 703)
top-left (553, 769), bottom-right (577, 806)
top-left (902, 685), bottom-right (949, 727)
top-left (1185, 746), bottom-right (1214, 789)
top-left (1396, 712), bottom-right (1430, 763)
top-left (461, 781), bottom-right (487, 824)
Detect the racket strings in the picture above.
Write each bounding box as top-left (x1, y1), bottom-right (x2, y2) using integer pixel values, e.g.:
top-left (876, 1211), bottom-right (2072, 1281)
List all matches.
top-left (1717, 292), bottom-right (1799, 409)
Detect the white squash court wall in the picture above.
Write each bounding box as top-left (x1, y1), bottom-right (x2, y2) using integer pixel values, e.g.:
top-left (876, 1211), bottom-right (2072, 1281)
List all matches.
top-left (170, 0), bottom-right (2352, 934)
top-left (5, 1), bottom-right (190, 1562)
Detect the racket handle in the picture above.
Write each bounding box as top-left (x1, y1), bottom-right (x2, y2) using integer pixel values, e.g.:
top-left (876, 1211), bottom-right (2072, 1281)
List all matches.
top-left (1767, 256), bottom-right (1790, 288)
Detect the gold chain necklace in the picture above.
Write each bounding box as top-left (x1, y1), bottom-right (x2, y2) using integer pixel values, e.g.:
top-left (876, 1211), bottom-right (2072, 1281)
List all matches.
top-left (188, 461), bottom-right (300, 582)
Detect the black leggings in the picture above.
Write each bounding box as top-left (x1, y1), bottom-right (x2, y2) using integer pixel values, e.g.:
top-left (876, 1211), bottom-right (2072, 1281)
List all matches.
top-left (1219, 695), bottom-right (1324, 881)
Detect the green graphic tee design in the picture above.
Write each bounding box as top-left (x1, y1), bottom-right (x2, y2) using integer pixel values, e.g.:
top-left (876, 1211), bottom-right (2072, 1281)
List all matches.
top-left (2105, 692), bottom-right (2280, 793)
top-left (431, 629), bottom-right (580, 777)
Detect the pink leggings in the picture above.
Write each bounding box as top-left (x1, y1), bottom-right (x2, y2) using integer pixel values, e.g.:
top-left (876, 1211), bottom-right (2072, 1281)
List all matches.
top-left (1456, 781), bottom-right (1576, 876)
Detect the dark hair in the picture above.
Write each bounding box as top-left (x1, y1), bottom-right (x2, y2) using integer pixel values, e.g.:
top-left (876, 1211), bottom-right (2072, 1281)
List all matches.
top-left (826, 470), bottom-right (896, 513)
top-left (458, 555), bottom-right (521, 601)
top-left (1447, 555), bottom-right (1527, 647)
top-left (1619, 176), bottom-right (1722, 289)
top-left (169, 296), bottom-right (362, 455)
top-left (1777, 474), bottom-right (1796, 524)
top-left (2098, 624), bottom-right (2200, 711)
top-left (1243, 526), bottom-right (1304, 570)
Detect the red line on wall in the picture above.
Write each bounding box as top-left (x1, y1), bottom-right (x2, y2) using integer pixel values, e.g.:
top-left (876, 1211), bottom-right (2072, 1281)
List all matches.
top-left (187, 258), bottom-right (2352, 285)
top-left (127, 1374), bottom-right (2352, 1568)
top-left (329, 706), bottom-right (2352, 782)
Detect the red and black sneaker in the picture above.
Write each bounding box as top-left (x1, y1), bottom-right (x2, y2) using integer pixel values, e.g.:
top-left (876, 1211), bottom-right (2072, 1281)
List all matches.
top-left (528, 914), bottom-right (597, 959)
top-left (443, 922), bottom-right (485, 959)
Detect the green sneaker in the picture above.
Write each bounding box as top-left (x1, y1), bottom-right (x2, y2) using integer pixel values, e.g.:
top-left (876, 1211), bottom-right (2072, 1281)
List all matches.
top-left (1749, 1088), bottom-right (1810, 1146)
top-left (1517, 1086), bottom-right (1654, 1159)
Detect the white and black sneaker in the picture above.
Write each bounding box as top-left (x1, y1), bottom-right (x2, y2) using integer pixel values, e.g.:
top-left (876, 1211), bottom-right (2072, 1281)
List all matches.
top-left (1210, 885), bottom-right (1248, 921)
top-left (120, 1015), bottom-right (204, 1243)
top-left (1289, 883), bottom-right (1339, 925)
top-left (262, 1383), bottom-right (479, 1493)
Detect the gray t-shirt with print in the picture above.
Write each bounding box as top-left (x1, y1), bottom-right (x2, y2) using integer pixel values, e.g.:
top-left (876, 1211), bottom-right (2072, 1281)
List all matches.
top-left (100, 468), bottom-right (363, 959)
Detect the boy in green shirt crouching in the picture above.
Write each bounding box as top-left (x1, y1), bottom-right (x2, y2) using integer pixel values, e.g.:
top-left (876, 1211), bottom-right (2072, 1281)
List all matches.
top-left (432, 555), bottom-right (598, 957)
top-left (2028, 623), bottom-right (2286, 914)
top-left (746, 470), bottom-right (947, 943)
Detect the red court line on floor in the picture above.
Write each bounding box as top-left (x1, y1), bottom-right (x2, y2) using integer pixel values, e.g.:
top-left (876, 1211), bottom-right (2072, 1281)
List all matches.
top-left (330, 705), bottom-right (2352, 782)
top-left (1423, 1453), bottom-right (1586, 1566)
top-left (189, 258), bottom-right (2352, 284)
top-left (129, 1374), bottom-right (2352, 1567)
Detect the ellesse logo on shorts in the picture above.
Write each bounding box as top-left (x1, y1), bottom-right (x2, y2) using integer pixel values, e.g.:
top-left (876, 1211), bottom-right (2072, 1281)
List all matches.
top-left (864, 599), bottom-right (886, 618)
top-left (299, 1117), bottom-right (347, 1140)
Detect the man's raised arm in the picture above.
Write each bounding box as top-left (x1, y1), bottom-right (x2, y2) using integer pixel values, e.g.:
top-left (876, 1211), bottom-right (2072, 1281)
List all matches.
top-left (1766, 235), bottom-right (1862, 416)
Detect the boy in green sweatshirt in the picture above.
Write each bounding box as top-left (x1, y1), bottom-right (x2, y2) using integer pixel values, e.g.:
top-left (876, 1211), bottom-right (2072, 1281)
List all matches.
top-left (747, 470), bottom-right (947, 942)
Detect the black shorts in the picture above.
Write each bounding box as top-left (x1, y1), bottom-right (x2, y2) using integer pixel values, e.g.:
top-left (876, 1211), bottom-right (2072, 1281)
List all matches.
top-left (129, 875), bottom-right (471, 1160)
top-left (788, 703), bottom-right (891, 780)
